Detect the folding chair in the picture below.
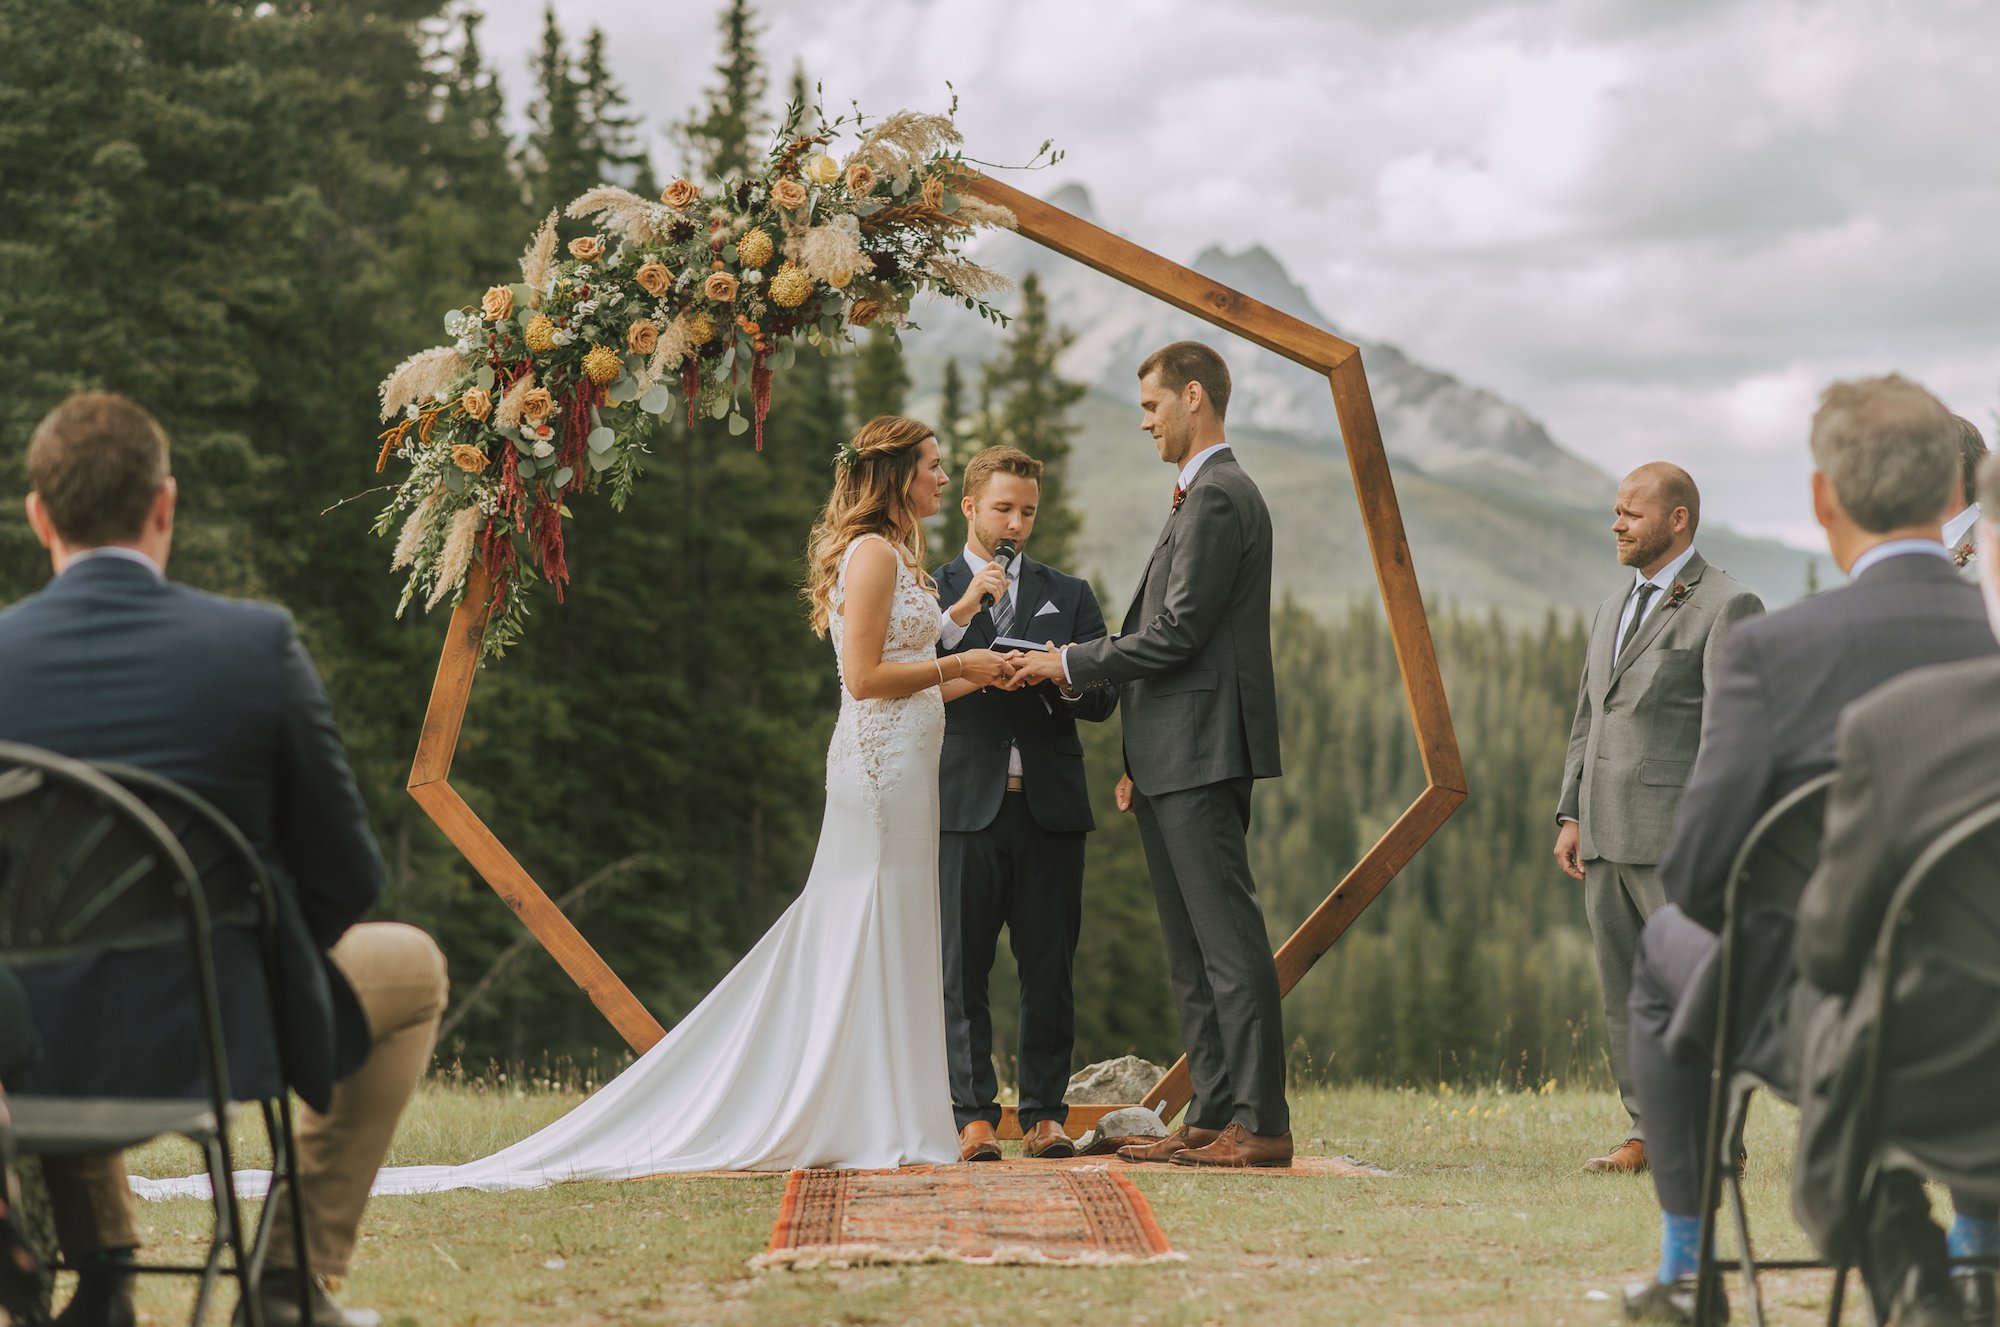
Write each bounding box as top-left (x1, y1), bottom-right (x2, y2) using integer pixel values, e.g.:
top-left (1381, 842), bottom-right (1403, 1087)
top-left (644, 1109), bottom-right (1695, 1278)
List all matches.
top-left (98, 762), bottom-right (316, 1318)
top-left (1691, 772), bottom-right (1840, 1327)
top-left (1839, 798), bottom-right (2000, 1318)
top-left (0, 742), bottom-right (256, 1325)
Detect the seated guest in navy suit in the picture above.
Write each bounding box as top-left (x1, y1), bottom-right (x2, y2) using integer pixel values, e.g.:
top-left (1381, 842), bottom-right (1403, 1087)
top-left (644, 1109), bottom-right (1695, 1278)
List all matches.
top-left (1, 392), bottom-right (447, 1327)
top-left (933, 445), bottom-right (1117, 1162)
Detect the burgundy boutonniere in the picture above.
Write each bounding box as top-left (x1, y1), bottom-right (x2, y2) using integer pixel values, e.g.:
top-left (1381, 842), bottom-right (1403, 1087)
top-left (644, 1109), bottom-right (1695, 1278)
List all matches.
top-left (1954, 540), bottom-right (1976, 568)
top-left (1664, 581), bottom-right (1692, 609)
top-left (1171, 484), bottom-right (1187, 513)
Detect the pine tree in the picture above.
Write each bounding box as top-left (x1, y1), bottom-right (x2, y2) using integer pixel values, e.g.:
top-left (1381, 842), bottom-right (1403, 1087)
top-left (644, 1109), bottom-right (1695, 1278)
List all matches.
top-left (523, 6), bottom-right (594, 223)
top-left (850, 327), bottom-right (911, 422)
top-left (577, 28), bottom-right (653, 193)
top-left (975, 272), bottom-right (1086, 566)
top-left (674, 0), bottom-right (769, 183)
top-left (932, 358), bottom-right (971, 557)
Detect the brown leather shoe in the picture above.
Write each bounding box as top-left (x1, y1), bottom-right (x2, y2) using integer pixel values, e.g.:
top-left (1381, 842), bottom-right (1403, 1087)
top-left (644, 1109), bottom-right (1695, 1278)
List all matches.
top-left (1024, 1120), bottom-right (1077, 1159)
top-left (1171, 1122), bottom-right (1294, 1169)
top-left (1116, 1124), bottom-right (1220, 1164)
top-left (1584, 1139), bottom-right (1648, 1174)
top-left (958, 1120), bottom-right (1002, 1162)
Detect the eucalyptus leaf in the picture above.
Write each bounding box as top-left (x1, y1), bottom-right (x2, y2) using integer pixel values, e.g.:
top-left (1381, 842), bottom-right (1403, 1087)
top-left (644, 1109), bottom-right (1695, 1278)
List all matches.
top-left (443, 465), bottom-right (465, 494)
top-left (774, 340), bottom-right (796, 371)
top-left (473, 365), bottom-right (495, 391)
top-left (941, 191), bottom-right (960, 215)
top-left (554, 466), bottom-right (575, 488)
top-left (588, 447), bottom-right (616, 472)
top-left (604, 376), bottom-right (632, 404)
top-left (587, 426), bottom-right (616, 454)
top-left (720, 345), bottom-right (735, 373)
top-left (708, 392), bottom-right (731, 420)
top-left (507, 282), bottom-right (533, 309)
top-left (639, 384), bottom-right (671, 415)
top-left (727, 412), bottom-right (750, 437)
top-left (513, 436), bottom-right (534, 457)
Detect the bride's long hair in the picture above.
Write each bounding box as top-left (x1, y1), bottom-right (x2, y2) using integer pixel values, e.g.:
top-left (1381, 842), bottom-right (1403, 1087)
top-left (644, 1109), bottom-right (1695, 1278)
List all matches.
top-left (805, 415), bottom-right (937, 637)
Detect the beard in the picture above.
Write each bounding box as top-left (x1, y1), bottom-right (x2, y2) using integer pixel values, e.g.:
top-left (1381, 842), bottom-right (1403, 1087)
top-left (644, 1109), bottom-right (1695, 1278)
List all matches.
top-left (1618, 530), bottom-right (1673, 568)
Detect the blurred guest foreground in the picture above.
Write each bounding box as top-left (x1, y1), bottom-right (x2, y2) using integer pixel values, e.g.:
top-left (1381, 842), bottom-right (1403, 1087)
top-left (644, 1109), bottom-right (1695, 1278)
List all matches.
top-left (0, 392), bottom-right (448, 1327)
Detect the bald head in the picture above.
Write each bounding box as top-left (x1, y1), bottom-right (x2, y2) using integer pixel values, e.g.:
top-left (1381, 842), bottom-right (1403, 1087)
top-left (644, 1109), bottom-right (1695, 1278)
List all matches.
top-left (1613, 463), bottom-right (1701, 574)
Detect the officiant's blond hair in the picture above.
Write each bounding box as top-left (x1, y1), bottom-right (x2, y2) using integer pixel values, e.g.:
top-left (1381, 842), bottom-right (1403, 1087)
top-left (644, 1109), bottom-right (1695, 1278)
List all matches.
top-left (805, 416), bottom-right (937, 636)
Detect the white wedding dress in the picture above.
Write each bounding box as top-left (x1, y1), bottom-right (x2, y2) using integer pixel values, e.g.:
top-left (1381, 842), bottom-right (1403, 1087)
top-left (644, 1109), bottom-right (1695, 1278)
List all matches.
top-left (132, 534), bottom-right (959, 1200)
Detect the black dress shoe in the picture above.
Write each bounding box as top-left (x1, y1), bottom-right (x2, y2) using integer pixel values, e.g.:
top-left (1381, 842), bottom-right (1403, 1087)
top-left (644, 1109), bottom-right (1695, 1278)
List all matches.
top-left (1954, 1269), bottom-right (1995, 1327)
top-left (1882, 1263), bottom-right (1962, 1327)
top-left (1621, 1277), bottom-right (1729, 1325)
top-left (51, 1250), bottom-right (133, 1327)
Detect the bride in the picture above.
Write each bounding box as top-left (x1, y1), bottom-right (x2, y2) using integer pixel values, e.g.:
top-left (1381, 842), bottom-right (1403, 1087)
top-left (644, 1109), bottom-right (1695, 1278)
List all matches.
top-left (371, 416), bottom-right (1015, 1187)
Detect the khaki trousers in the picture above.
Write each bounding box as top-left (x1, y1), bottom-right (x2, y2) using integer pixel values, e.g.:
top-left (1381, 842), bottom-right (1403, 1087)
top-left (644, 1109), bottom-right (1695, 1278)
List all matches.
top-left (43, 921), bottom-right (448, 1278)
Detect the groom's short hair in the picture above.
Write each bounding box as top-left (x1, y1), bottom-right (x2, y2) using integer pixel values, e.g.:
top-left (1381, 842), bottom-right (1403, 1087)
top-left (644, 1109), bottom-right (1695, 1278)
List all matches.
top-left (962, 445), bottom-right (1042, 502)
top-left (1138, 341), bottom-right (1232, 421)
top-left (28, 391), bottom-right (172, 546)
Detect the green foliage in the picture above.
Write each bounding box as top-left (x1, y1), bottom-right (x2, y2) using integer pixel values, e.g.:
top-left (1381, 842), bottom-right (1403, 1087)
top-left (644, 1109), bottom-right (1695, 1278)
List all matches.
top-left (966, 273), bottom-right (1086, 566)
top-left (930, 357), bottom-right (971, 556)
top-left (849, 326), bottom-right (911, 422)
top-left (673, 0), bottom-right (768, 183)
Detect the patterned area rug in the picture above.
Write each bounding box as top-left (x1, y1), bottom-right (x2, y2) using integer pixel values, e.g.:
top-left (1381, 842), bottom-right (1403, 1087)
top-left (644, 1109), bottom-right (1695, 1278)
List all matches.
top-left (753, 1165), bottom-right (1183, 1269)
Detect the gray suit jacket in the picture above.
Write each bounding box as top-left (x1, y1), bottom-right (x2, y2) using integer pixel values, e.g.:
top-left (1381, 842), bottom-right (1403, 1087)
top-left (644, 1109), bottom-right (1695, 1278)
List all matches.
top-left (1064, 450), bottom-right (1281, 796)
top-left (1790, 654), bottom-right (2000, 1252)
top-left (1558, 552), bottom-right (1764, 865)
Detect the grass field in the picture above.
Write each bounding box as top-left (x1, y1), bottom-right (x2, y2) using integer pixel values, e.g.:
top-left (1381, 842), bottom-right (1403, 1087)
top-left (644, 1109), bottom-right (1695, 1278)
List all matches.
top-left (107, 1080), bottom-right (1879, 1326)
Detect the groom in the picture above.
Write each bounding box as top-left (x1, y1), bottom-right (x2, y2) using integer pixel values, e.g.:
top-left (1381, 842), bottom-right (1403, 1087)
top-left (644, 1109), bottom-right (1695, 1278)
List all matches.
top-left (1010, 341), bottom-right (1289, 1168)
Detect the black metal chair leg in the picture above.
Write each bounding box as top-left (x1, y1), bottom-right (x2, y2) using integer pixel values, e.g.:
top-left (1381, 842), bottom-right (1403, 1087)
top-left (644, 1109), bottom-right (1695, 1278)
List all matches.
top-left (1825, 1261), bottom-right (1848, 1326)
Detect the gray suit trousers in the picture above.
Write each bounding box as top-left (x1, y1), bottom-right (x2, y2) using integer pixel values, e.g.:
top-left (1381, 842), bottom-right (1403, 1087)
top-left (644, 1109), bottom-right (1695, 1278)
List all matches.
top-left (1587, 858), bottom-right (1669, 1139)
top-left (1132, 779), bottom-right (1289, 1135)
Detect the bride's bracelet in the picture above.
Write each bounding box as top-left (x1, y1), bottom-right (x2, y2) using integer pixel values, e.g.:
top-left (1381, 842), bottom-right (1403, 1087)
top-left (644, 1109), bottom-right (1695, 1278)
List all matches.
top-left (934, 658), bottom-right (945, 688)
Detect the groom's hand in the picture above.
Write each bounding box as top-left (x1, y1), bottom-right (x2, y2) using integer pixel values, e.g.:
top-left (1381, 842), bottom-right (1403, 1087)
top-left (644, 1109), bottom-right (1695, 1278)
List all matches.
top-left (1114, 773), bottom-right (1134, 813)
top-left (1011, 642), bottom-right (1068, 687)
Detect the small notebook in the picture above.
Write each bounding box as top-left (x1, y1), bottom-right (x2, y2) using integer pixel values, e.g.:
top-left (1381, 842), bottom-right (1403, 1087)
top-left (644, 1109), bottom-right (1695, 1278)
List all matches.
top-left (991, 635), bottom-right (1066, 653)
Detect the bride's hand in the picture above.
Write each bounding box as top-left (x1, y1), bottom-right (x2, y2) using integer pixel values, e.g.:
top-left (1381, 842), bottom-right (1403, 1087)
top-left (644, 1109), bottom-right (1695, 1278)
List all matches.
top-left (953, 648), bottom-right (1014, 688)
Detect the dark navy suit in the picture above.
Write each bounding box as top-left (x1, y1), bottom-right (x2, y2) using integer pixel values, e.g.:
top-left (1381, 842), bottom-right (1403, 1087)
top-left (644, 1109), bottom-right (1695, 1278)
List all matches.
top-left (934, 551), bottom-right (1115, 1131)
top-left (0, 556), bottom-right (384, 1113)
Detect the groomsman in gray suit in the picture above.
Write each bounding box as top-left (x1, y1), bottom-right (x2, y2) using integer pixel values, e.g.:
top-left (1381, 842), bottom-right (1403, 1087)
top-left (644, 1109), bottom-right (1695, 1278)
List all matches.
top-left (1554, 463), bottom-right (1763, 1174)
top-left (1012, 341), bottom-right (1288, 1168)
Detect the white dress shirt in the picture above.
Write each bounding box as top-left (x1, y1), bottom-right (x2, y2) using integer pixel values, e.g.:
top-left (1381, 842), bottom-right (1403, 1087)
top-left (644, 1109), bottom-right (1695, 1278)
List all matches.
top-left (1849, 538), bottom-right (1952, 581)
top-left (938, 546), bottom-right (1029, 778)
top-left (1944, 504), bottom-right (1981, 554)
top-left (62, 546), bottom-right (164, 580)
top-left (1612, 544), bottom-right (1699, 664)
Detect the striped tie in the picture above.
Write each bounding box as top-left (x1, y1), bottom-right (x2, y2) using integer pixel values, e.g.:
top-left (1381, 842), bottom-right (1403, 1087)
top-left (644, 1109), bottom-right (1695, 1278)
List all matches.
top-left (988, 578), bottom-right (1014, 639)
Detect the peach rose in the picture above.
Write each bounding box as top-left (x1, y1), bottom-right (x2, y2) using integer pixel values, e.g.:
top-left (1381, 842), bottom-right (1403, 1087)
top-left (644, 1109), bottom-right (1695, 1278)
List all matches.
top-left (520, 387), bottom-right (555, 423)
top-left (921, 175), bottom-right (946, 211)
top-left (568, 235), bottom-right (604, 262)
top-left (848, 299), bottom-right (882, 328)
top-left (704, 271), bottom-right (740, 302)
top-left (803, 153), bottom-right (840, 187)
top-left (661, 178), bottom-right (699, 210)
top-left (634, 262), bottom-right (673, 298)
top-left (479, 285), bottom-right (513, 321)
top-left (770, 177), bottom-right (809, 210)
top-left (451, 444), bottom-right (490, 474)
top-left (626, 319), bottom-right (659, 355)
top-left (459, 387), bottom-right (492, 421)
top-left (845, 163), bottom-right (877, 196)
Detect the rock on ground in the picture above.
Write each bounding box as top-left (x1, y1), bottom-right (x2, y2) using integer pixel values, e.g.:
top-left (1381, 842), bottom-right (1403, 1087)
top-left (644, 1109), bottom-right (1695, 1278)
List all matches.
top-left (1064, 1055), bottom-right (1167, 1105)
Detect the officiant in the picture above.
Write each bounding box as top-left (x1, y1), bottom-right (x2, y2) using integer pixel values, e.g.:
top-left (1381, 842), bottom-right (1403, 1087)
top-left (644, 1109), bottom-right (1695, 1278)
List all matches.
top-left (934, 444), bottom-right (1117, 1162)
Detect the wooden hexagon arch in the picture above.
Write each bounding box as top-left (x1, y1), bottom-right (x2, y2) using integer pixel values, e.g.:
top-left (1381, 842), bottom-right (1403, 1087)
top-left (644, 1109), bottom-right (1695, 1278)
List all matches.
top-left (407, 176), bottom-right (1468, 1133)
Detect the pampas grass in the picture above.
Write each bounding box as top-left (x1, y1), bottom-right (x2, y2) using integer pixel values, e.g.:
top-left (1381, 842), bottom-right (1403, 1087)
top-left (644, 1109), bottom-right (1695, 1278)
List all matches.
top-left (848, 111), bottom-right (962, 183)
top-left (639, 315), bottom-right (696, 389)
top-left (426, 504), bottom-right (483, 611)
top-left (519, 210), bottom-right (560, 299)
top-left (793, 217), bottom-right (869, 285)
top-left (922, 253), bottom-right (1011, 300)
top-left (950, 195), bottom-right (1017, 231)
top-left (567, 186), bottom-right (667, 247)
top-left (378, 347), bottom-right (468, 422)
top-left (391, 487), bottom-right (441, 572)
top-left (492, 374), bottom-right (535, 432)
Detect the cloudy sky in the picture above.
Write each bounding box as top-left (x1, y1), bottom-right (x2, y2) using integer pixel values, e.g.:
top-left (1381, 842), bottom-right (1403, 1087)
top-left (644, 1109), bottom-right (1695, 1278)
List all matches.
top-left (477, 0), bottom-right (2000, 548)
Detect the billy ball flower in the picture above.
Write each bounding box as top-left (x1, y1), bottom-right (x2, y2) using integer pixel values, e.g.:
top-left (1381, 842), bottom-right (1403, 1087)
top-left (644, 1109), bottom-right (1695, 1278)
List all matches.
top-left (582, 345), bottom-right (622, 385)
top-left (736, 228), bottom-right (774, 270)
top-left (686, 311), bottom-right (718, 344)
top-left (768, 263), bottom-right (813, 309)
top-left (523, 314), bottom-right (558, 354)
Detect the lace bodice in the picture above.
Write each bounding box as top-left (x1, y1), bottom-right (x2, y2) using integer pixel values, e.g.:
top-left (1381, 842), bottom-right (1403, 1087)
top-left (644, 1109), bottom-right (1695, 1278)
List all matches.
top-left (827, 534), bottom-right (944, 824)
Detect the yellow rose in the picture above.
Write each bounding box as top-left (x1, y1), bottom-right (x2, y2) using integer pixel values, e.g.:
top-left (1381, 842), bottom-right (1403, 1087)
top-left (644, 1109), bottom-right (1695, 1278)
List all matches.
top-left (705, 271), bottom-right (740, 302)
top-left (686, 311), bottom-right (718, 344)
top-left (736, 228), bottom-right (774, 270)
top-left (459, 387), bottom-right (492, 421)
top-left (634, 262), bottom-right (673, 298)
top-left (480, 285), bottom-right (513, 321)
top-left (451, 444), bottom-right (490, 474)
top-left (661, 178), bottom-right (700, 210)
top-left (568, 235), bottom-right (604, 262)
top-left (845, 163), bottom-right (877, 196)
top-left (770, 177), bottom-right (809, 210)
top-left (804, 154), bottom-right (840, 187)
top-left (627, 318), bottom-right (660, 355)
top-left (582, 345), bottom-right (622, 385)
top-left (921, 175), bottom-right (946, 211)
top-left (848, 298), bottom-right (882, 328)
top-left (520, 387), bottom-right (555, 423)
top-left (522, 313), bottom-right (557, 354)
top-left (828, 268), bottom-right (853, 290)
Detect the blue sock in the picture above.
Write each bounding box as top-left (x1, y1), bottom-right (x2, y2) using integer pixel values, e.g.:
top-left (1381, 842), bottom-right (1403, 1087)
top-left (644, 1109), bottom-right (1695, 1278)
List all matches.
top-left (1658, 1212), bottom-right (1701, 1285)
top-left (1948, 1213), bottom-right (1999, 1261)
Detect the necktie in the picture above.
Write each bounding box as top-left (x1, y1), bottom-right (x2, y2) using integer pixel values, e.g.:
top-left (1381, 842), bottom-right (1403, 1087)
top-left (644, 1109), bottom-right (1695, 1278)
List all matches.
top-left (988, 576), bottom-right (1014, 638)
top-left (1616, 582), bottom-right (1659, 661)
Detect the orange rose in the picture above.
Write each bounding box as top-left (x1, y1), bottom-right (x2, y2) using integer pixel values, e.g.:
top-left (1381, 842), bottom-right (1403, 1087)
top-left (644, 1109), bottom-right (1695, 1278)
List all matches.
top-left (845, 163), bottom-right (877, 196)
top-left (921, 175), bottom-right (946, 211)
top-left (634, 262), bottom-right (673, 297)
top-left (520, 387), bottom-right (555, 422)
top-left (848, 299), bottom-right (882, 328)
top-left (704, 272), bottom-right (740, 302)
top-left (479, 285), bottom-right (513, 321)
top-left (661, 178), bottom-right (699, 210)
top-left (451, 444), bottom-right (490, 474)
top-left (459, 387), bottom-right (492, 421)
top-left (627, 318), bottom-right (660, 355)
top-left (568, 236), bottom-right (604, 262)
top-left (770, 177), bottom-right (809, 210)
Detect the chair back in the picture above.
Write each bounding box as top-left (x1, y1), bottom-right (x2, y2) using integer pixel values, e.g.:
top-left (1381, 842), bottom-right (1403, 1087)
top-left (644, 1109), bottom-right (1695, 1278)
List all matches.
top-left (1722, 772), bottom-right (1838, 925)
top-left (95, 765), bottom-right (272, 936)
top-left (1874, 799), bottom-right (2000, 990)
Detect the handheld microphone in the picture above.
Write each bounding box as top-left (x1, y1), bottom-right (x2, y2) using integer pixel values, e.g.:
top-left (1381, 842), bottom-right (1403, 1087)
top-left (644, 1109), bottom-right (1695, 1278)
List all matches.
top-left (981, 539), bottom-right (1017, 611)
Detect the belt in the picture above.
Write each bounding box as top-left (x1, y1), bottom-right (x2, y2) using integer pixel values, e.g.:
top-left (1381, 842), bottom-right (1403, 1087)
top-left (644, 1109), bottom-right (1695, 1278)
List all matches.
top-left (1005, 775), bottom-right (1025, 793)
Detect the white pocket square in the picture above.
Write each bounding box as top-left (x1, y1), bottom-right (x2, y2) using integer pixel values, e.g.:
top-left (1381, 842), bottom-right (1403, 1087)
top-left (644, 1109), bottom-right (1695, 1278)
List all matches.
top-left (1034, 600), bottom-right (1059, 616)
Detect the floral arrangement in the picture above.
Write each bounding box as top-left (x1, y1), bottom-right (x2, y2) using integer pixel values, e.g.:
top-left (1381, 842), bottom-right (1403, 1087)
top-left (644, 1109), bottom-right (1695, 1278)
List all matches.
top-left (370, 98), bottom-right (1035, 658)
